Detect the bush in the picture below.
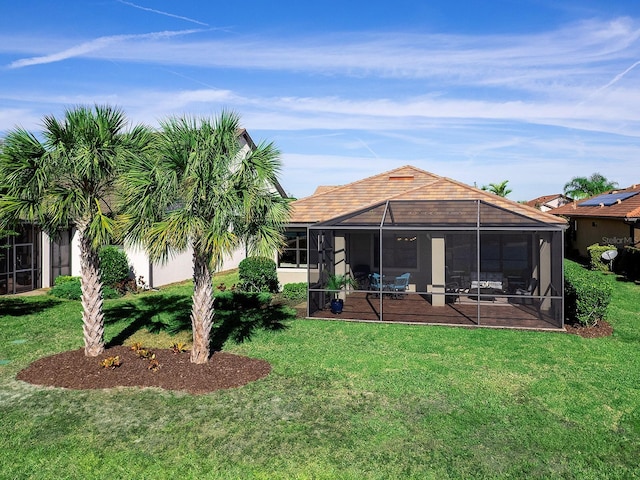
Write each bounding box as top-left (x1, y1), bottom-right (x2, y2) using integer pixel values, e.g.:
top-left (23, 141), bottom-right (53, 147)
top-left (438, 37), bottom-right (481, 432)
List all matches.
top-left (102, 285), bottom-right (121, 300)
top-left (238, 256), bottom-right (279, 293)
top-left (586, 243), bottom-right (616, 272)
top-left (564, 261), bottom-right (613, 326)
top-left (616, 246), bottom-right (640, 281)
top-left (282, 282), bottom-right (307, 300)
top-left (99, 246), bottom-right (131, 287)
top-left (49, 276), bottom-right (82, 300)
top-left (49, 276), bottom-right (122, 300)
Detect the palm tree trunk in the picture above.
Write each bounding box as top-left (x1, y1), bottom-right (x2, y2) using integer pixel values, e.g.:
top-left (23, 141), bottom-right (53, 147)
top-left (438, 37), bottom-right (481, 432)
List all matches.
top-left (190, 251), bottom-right (215, 364)
top-left (79, 232), bottom-right (105, 357)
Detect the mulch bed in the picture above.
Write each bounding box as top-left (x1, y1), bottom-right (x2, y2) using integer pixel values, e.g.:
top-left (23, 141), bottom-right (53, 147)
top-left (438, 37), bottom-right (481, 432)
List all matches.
top-left (17, 345), bottom-right (271, 395)
top-left (564, 320), bottom-right (613, 338)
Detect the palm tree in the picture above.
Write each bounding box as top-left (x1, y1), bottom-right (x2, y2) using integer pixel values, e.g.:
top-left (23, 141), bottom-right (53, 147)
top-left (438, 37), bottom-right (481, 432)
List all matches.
top-left (563, 173), bottom-right (618, 200)
top-left (0, 105), bottom-right (151, 356)
top-left (118, 111), bottom-right (290, 364)
top-left (481, 180), bottom-right (512, 197)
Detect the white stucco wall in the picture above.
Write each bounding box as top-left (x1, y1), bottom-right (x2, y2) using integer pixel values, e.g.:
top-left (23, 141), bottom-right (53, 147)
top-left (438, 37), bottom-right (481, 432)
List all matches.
top-left (277, 267), bottom-right (307, 286)
top-left (41, 231), bottom-right (51, 288)
top-left (149, 247), bottom-right (193, 288)
top-left (71, 229), bottom-right (81, 277)
top-left (124, 244), bottom-right (151, 287)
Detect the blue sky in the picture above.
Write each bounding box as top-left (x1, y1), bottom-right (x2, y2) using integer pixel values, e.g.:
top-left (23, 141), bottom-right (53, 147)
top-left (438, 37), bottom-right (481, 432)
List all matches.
top-left (2, 1), bottom-right (640, 201)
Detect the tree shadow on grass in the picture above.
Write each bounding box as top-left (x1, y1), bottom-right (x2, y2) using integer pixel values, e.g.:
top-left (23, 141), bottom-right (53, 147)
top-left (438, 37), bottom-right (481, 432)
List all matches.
top-left (104, 291), bottom-right (293, 351)
top-left (0, 296), bottom-right (62, 317)
top-left (210, 291), bottom-right (293, 351)
top-left (104, 294), bottom-right (192, 347)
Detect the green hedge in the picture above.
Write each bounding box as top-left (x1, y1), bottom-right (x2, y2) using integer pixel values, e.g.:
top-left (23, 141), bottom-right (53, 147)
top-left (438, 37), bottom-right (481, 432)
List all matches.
top-left (238, 256), bottom-right (279, 293)
top-left (616, 246), bottom-right (640, 281)
top-left (564, 260), bottom-right (612, 326)
top-left (282, 282), bottom-right (307, 300)
top-left (586, 243), bottom-right (616, 272)
top-left (49, 276), bottom-right (82, 300)
top-left (49, 275), bottom-right (121, 300)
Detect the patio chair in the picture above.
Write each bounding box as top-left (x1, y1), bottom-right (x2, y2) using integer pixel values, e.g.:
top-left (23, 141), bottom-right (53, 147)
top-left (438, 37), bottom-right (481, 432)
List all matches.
top-left (368, 273), bottom-right (383, 297)
top-left (388, 273), bottom-right (410, 299)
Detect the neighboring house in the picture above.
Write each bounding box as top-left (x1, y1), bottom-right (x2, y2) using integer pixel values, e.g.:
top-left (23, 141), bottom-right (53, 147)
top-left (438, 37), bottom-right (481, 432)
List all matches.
top-left (1, 130), bottom-right (286, 295)
top-left (526, 194), bottom-right (572, 212)
top-left (549, 184), bottom-right (640, 257)
top-left (277, 165), bottom-right (567, 329)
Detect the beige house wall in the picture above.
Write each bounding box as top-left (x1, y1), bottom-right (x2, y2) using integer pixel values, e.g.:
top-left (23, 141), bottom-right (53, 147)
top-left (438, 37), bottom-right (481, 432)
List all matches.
top-left (573, 218), bottom-right (632, 256)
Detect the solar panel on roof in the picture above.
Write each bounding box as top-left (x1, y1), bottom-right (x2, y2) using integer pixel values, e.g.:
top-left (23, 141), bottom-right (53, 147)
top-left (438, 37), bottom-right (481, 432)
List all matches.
top-left (579, 191), bottom-right (639, 207)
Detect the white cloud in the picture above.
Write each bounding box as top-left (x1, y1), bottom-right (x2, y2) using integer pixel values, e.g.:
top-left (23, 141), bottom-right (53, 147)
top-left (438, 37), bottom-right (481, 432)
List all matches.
top-left (7, 29), bottom-right (203, 69)
top-left (116, 0), bottom-right (210, 27)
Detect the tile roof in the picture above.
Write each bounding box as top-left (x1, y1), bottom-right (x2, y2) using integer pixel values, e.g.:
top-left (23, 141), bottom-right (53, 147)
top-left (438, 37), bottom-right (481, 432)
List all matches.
top-left (549, 184), bottom-right (640, 219)
top-left (289, 165), bottom-right (566, 225)
top-left (526, 194), bottom-right (571, 209)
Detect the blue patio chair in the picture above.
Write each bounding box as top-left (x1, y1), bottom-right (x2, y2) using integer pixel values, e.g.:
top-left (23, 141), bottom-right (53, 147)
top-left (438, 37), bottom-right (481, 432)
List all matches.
top-left (368, 273), bottom-right (382, 297)
top-left (389, 273), bottom-right (410, 298)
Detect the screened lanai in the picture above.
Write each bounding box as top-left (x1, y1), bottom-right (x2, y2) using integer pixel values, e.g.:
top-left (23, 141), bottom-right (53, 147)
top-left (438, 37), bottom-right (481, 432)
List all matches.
top-left (307, 200), bottom-right (565, 329)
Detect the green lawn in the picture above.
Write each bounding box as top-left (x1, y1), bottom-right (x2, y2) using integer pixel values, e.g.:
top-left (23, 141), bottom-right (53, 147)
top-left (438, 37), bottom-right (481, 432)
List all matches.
top-left (1, 271), bottom-right (639, 479)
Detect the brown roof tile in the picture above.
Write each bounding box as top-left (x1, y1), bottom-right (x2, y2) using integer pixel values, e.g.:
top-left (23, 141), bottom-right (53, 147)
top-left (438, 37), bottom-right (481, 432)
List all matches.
top-left (289, 165), bottom-right (566, 225)
top-left (526, 194), bottom-right (571, 208)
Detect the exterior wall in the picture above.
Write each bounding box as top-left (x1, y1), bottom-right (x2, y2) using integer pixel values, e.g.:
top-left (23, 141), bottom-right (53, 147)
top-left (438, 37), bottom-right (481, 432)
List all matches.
top-left (128, 243), bottom-right (246, 289)
top-left (71, 229), bottom-right (82, 277)
top-left (572, 217), bottom-right (633, 256)
top-left (41, 231), bottom-right (51, 288)
top-left (540, 197), bottom-right (570, 212)
top-left (220, 247), bottom-right (246, 272)
top-left (125, 244), bottom-right (151, 287)
top-left (149, 247), bottom-right (193, 288)
top-left (277, 267), bottom-right (307, 286)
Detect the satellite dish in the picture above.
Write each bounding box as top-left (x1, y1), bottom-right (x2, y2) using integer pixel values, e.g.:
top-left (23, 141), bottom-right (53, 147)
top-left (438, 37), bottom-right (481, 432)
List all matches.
top-left (601, 249), bottom-right (618, 261)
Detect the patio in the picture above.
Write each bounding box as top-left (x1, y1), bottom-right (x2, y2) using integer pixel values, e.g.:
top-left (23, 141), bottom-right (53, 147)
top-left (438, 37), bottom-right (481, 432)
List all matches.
top-left (309, 291), bottom-right (561, 330)
top-left (306, 199), bottom-right (565, 329)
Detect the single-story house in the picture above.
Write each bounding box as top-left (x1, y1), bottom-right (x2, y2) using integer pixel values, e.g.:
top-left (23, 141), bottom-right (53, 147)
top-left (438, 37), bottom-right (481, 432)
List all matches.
top-left (1, 130), bottom-right (286, 295)
top-left (277, 166), bottom-right (567, 329)
top-left (526, 194), bottom-right (572, 212)
top-left (549, 184), bottom-right (640, 257)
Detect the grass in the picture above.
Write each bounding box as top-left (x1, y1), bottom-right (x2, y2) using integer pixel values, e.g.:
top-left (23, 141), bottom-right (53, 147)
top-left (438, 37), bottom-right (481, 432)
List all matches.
top-left (1, 270), bottom-right (639, 479)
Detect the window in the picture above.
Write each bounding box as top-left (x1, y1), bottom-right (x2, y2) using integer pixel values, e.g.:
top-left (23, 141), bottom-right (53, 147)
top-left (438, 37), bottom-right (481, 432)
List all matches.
top-left (382, 231), bottom-right (418, 269)
top-left (278, 230), bottom-right (308, 268)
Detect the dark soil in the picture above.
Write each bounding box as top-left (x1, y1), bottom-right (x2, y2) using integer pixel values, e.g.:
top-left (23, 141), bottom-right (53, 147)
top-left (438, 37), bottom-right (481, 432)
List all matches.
top-left (17, 345), bottom-right (271, 395)
top-left (564, 320), bottom-right (613, 338)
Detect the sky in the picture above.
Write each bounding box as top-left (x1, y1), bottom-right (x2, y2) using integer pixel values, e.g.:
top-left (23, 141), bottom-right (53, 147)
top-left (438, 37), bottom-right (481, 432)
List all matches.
top-left (1, 1), bottom-right (640, 201)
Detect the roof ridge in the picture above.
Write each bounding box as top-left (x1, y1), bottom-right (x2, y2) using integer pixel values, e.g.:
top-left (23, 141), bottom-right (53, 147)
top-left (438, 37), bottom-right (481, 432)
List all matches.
top-left (439, 177), bottom-right (567, 223)
top-left (293, 165), bottom-right (440, 202)
top-left (383, 177), bottom-right (443, 200)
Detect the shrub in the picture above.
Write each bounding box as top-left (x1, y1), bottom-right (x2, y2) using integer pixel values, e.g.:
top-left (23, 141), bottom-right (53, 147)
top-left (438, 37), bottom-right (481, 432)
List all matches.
top-left (102, 286), bottom-right (121, 300)
top-left (564, 261), bottom-right (613, 326)
top-left (282, 282), bottom-right (307, 300)
top-left (49, 275), bottom-right (125, 301)
top-left (238, 256), bottom-right (279, 293)
top-left (49, 276), bottom-right (82, 300)
top-left (99, 246), bottom-right (131, 288)
top-left (586, 243), bottom-right (616, 272)
top-left (616, 246), bottom-right (640, 281)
